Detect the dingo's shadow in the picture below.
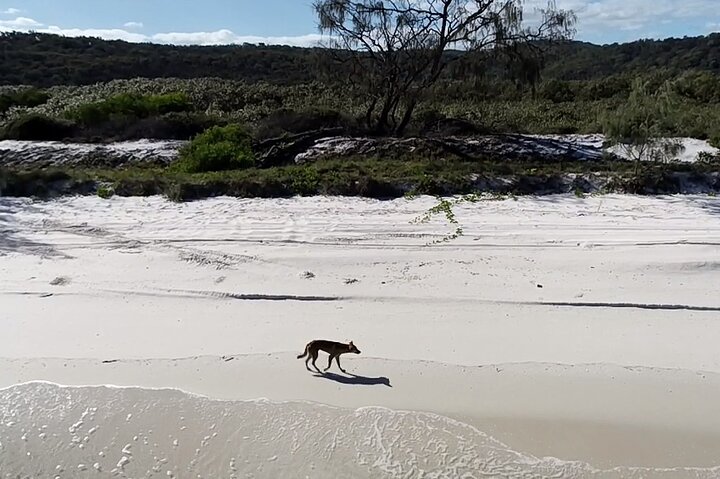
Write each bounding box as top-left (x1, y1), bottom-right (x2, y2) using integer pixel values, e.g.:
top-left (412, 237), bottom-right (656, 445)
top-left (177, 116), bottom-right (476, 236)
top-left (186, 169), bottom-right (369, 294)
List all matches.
top-left (314, 372), bottom-right (392, 387)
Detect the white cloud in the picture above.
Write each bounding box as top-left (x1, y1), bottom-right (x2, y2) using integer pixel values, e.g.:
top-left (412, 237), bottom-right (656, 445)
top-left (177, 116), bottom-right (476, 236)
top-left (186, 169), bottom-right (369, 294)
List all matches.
top-left (1, 0), bottom-right (717, 47)
top-left (0, 20), bottom-right (323, 47)
top-left (526, 0), bottom-right (717, 39)
top-left (1, 7), bottom-right (22, 15)
top-left (0, 16), bottom-right (42, 29)
top-left (37, 26), bottom-right (148, 43)
top-left (152, 30), bottom-right (323, 46)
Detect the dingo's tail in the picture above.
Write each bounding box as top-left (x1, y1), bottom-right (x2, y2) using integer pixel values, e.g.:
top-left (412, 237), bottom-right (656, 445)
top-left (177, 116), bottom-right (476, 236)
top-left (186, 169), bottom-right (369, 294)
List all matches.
top-left (297, 344), bottom-right (309, 359)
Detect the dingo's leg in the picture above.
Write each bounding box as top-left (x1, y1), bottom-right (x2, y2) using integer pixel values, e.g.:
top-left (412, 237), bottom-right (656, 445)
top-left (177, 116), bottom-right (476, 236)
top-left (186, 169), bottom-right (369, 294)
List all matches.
top-left (335, 355), bottom-right (347, 373)
top-left (311, 351), bottom-right (321, 372)
top-left (324, 354), bottom-right (335, 371)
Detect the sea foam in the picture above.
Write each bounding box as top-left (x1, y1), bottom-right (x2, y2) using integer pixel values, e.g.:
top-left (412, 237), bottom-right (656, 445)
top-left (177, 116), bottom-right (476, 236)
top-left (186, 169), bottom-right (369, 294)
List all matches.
top-left (1, 382), bottom-right (717, 478)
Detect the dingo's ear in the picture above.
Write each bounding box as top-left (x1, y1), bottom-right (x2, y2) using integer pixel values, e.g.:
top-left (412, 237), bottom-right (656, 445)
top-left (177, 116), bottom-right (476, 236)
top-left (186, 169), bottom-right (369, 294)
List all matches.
top-left (349, 340), bottom-right (354, 345)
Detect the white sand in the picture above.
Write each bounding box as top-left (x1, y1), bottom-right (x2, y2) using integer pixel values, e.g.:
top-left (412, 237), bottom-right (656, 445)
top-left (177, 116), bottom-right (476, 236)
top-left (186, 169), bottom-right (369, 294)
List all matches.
top-left (1, 135), bottom-right (716, 168)
top-left (0, 138), bottom-right (182, 156)
top-left (530, 135), bottom-right (718, 163)
top-left (1, 194), bottom-right (720, 477)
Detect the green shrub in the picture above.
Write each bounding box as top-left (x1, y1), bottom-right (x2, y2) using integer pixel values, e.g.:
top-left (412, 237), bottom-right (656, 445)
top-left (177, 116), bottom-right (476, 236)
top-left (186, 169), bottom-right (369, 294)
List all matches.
top-left (673, 71), bottom-right (720, 103)
top-left (1, 113), bottom-right (75, 141)
top-left (289, 167), bottom-right (320, 195)
top-left (412, 174), bottom-right (442, 195)
top-left (0, 88), bottom-right (50, 113)
top-left (576, 76), bottom-right (631, 101)
top-left (96, 184), bottom-right (115, 199)
top-left (710, 135), bottom-right (720, 149)
top-left (173, 124), bottom-right (255, 173)
top-left (538, 79), bottom-right (575, 103)
top-left (68, 92), bottom-right (193, 125)
top-left (150, 93), bottom-right (194, 115)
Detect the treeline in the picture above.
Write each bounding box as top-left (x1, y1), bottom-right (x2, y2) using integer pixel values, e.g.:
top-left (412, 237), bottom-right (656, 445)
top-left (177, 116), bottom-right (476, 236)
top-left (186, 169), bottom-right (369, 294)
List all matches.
top-left (2, 32), bottom-right (720, 87)
top-left (542, 36), bottom-right (720, 80)
top-left (0, 33), bottom-right (321, 86)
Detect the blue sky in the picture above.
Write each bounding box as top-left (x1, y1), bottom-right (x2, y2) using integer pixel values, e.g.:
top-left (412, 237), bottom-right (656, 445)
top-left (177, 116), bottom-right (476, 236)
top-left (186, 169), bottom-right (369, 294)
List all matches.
top-left (1, 0), bottom-right (719, 46)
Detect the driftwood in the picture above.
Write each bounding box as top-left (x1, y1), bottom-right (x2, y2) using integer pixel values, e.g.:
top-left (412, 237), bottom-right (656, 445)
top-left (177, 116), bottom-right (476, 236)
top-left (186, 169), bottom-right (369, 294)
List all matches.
top-left (254, 127), bottom-right (345, 168)
top-left (0, 133), bottom-right (622, 170)
top-left (292, 134), bottom-right (618, 164)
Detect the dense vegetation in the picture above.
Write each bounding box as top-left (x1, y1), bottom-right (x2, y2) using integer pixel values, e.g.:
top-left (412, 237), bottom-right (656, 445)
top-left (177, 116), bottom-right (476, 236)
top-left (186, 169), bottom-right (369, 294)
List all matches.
top-left (2, 32), bottom-right (720, 87)
top-left (2, 73), bottom-right (719, 142)
top-left (0, 33), bottom-right (321, 87)
top-left (1, 31), bottom-right (719, 143)
top-left (1, 31), bottom-right (719, 200)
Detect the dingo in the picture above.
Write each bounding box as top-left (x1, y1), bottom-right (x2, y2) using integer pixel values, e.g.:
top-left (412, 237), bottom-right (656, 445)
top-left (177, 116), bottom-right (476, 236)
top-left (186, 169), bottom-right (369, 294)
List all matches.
top-left (297, 340), bottom-right (361, 373)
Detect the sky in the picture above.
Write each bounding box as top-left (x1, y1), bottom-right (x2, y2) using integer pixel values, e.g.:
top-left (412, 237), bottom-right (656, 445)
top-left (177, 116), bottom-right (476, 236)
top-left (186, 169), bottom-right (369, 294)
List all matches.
top-left (0, 0), bottom-right (719, 47)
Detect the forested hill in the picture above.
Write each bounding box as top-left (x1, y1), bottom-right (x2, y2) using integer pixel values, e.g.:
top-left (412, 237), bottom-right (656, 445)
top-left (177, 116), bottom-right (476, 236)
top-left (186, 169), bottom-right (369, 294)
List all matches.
top-left (2, 31), bottom-right (720, 87)
top-left (543, 36), bottom-right (720, 79)
top-left (0, 33), bottom-right (321, 86)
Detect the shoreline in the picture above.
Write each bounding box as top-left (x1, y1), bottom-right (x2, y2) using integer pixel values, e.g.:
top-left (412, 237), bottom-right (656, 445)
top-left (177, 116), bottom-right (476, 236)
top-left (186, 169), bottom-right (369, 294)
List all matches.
top-left (2, 356), bottom-right (720, 470)
top-left (5, 382), bottom-right (720, 479)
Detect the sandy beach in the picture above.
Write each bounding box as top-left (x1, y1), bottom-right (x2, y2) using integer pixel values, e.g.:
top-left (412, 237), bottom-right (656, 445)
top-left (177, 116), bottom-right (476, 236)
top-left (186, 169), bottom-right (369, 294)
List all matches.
top-left (2, 194), bottom-right (720, 477)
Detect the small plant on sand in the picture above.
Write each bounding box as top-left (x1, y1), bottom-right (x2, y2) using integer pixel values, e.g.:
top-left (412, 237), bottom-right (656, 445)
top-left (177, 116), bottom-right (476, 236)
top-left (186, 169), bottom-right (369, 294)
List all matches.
top-left (173, 124), bottom-right (255, 173)
top-left (412, 194), bottom-right (507, 245)
top-left (412, 197), bottom-right (464, 244)
top-left (96, 184), bottom-right (115, 199)
top-left (603, 78), bottom-right (684, 175)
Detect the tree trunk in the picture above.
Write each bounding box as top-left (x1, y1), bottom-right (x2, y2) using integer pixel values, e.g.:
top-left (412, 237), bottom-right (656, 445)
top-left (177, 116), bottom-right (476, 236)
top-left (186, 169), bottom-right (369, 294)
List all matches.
top-left (364, 97), bottom-right (378, 129)
top-left (375, 94), bottom-right (395, 135)
top-left (395, 98), bottom-right (418, 137)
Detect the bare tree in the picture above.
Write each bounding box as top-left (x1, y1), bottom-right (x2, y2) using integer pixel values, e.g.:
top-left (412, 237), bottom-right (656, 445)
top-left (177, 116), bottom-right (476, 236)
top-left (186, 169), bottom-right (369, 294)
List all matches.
top-left (313, 0), bottom-right (576, 136)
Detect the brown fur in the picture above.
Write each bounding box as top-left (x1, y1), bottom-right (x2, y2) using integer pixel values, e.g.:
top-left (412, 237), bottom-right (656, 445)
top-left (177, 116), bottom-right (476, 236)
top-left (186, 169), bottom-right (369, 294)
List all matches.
top-left (297, 340), bottom-right (361, 373)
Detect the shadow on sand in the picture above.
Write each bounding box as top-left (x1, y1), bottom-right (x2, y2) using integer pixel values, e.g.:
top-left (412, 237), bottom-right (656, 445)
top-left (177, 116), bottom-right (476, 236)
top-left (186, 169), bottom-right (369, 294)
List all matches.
top-left (0, 199), bottom-right (73, 259)
top-left (314, 372), bottom-right (392, 387)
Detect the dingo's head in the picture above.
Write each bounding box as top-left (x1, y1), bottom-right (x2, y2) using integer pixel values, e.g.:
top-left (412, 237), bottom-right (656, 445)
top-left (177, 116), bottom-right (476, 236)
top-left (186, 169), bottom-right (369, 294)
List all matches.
top-left (348, 341), bottom-right (361, 354)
